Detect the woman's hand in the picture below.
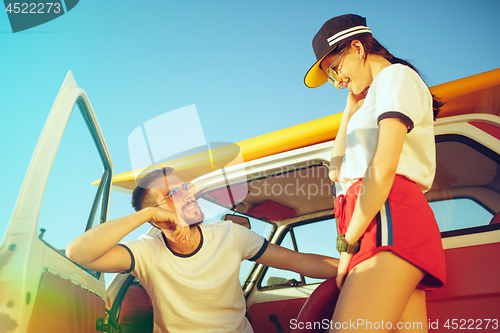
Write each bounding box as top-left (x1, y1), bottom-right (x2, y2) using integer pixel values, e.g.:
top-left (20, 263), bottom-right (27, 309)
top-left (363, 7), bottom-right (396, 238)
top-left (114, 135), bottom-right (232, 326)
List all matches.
top-left (336, 252), bottom-right (353, 290)
top-left (150, 208), bottom-right (190, 242)
top-left (344, 88), bottom-right (368, 117)
top-left (329, 88), bottom-right (368, 182)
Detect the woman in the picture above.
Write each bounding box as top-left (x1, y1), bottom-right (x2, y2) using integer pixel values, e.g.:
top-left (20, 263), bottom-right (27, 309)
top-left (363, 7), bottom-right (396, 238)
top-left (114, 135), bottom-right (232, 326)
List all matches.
top-left (304, 14), bottom-right (445, 332)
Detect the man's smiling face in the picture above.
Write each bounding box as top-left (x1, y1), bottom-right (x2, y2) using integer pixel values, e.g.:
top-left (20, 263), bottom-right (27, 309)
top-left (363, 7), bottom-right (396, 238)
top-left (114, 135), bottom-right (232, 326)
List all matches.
top-left (150, 175), bottom-right (205, 226)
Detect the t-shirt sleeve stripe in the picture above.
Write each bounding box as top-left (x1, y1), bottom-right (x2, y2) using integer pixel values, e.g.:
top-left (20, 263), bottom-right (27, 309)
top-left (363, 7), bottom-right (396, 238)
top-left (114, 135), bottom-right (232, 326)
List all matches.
top-left (377, 111), bottom-right (414, 133)
top-left (248, 239), bottom-right (268, 261)
top-left (117, 244), bottom-right (135, 274)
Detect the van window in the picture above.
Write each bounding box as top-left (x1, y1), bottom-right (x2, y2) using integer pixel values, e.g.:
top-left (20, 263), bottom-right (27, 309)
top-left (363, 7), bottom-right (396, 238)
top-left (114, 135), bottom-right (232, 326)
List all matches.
top-left (429, 198), bottom-right (493, 232)
top-left (426, 137), bottom-right (500, 234)
top-left (260, 218), bottom-right (338, 288)
top-left (38, 103), bottom-right (110, 255)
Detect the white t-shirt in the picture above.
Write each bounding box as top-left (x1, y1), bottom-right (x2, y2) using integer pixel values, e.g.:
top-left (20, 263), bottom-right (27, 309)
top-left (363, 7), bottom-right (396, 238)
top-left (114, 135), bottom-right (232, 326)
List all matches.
top-left (121, 221), bottom-right (267, 333)
top-left (338, 64), bottom-right (435, 194)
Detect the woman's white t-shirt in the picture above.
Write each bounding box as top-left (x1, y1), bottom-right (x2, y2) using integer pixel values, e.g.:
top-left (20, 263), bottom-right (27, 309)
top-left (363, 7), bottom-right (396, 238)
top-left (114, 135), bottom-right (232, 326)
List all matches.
top-left (338, 64), bottom-right (435, 194)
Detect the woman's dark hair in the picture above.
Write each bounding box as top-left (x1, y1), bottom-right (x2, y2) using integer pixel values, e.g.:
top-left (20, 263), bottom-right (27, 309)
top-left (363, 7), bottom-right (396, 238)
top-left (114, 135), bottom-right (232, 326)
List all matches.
top-left (337, 35), bottom-right (443, 119)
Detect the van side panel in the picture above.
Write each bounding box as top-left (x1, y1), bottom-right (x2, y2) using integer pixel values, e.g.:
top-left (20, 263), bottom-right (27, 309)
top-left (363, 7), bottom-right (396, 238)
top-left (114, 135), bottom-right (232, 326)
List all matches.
top-left (249, 297), bottom-right (307, 333)
top-left (27, 271), bottom-right (105, 333)
top-left (427, 242), bottom-right (500, 324)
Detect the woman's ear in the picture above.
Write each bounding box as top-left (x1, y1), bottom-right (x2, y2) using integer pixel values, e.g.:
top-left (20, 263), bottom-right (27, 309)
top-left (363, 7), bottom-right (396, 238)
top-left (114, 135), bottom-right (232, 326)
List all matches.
top-left (350, 40), bottom-right (365, 60)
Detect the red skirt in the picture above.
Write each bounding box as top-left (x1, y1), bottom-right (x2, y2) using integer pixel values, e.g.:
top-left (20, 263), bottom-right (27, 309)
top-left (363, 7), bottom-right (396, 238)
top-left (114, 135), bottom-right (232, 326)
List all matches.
top-left (335, 175), bottom-right (446, 289)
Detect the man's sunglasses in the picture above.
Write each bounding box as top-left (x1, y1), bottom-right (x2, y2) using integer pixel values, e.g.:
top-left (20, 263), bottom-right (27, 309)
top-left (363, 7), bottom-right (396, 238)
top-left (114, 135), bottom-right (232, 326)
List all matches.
top-left (152, 182), bottom-right (196, 207)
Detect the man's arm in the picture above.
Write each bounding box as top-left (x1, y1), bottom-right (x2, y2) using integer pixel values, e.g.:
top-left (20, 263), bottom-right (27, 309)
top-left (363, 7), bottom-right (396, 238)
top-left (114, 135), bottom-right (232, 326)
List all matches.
top-left (66, 207), bottom-right (186, 273)
top-left (255, 243), bottom-right (339, 279)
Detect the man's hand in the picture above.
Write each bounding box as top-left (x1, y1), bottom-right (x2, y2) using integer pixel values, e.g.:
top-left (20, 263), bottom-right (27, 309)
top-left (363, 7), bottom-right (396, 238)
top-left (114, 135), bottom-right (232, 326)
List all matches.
top-left (150, 208), bottom-right (190, 242)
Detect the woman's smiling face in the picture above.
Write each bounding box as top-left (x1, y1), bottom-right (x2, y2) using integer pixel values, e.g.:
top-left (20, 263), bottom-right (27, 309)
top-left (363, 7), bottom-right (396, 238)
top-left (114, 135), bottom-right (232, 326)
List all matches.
top-left (320, 40), bottom-right (370, 94)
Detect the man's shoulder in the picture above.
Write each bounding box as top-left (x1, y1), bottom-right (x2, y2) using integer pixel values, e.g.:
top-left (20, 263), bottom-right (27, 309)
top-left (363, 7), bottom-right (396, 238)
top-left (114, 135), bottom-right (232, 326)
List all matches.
top-left (121, 233), bottom-right (163, 248)
top-left (201, 220), bottom-right (257, 243)
top-left (201, 220), bottom-right (252, 234)
top-left (201, 220), bottom-right (231, 230)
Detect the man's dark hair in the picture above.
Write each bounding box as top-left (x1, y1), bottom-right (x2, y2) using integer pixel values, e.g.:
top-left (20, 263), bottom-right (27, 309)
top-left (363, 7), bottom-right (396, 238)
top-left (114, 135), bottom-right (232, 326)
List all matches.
top-left (131, 167), bottom-right (175, 211)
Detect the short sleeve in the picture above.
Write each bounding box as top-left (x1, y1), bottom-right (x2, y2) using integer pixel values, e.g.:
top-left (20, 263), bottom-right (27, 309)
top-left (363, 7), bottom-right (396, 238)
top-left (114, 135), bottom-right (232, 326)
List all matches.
top-left (117, 244), bottom-right (135, 274)
top-left (231, 223), bottom-right (267, 261)
top-left (374, 65), bottom-right (431, 133)
top-left (120, 234), bottom-right (160, 280)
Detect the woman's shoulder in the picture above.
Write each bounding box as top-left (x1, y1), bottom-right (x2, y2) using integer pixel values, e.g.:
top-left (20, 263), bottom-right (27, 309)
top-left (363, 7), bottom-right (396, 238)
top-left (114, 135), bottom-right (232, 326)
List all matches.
top-left (379, 63), bottom-right (418, 79)
top-left (375, 64), bottom-right (428, 90)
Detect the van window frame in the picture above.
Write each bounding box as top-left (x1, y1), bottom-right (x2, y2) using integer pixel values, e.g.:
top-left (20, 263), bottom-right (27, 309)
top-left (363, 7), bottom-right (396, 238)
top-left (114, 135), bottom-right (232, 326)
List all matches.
top-left (435, 134), bottom-right (500, 239)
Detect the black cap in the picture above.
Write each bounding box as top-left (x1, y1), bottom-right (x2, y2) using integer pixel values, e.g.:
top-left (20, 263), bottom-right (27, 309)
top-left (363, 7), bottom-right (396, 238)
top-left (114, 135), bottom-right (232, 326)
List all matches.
top-left (304, 14), bottom-right (372, 88)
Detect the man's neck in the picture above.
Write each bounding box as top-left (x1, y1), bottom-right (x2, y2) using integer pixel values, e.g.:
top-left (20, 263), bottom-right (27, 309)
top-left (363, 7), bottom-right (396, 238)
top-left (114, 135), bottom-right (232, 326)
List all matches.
top-left (165, 225), bottom-right (202, 255)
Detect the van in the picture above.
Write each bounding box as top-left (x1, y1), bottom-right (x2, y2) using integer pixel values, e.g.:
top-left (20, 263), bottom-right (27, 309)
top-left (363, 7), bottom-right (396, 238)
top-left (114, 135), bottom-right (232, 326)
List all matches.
top-left (1, 68), bottom-right (499, 332)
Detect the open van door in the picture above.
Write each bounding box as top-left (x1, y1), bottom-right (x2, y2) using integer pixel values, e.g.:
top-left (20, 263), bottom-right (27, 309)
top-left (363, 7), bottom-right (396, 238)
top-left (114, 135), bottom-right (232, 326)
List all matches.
top-left (0, 71), bottom-right (112, 333)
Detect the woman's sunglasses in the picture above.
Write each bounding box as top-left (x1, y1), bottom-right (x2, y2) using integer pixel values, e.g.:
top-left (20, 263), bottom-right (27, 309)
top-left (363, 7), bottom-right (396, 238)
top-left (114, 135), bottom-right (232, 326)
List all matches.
top-left (326, 49), bottom-right (346, 90)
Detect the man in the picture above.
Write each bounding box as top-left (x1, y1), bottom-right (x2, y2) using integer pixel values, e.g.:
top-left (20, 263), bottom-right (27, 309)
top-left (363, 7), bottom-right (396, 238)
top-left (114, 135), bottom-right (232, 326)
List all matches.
top-left (66, 167), bottom-right (338, 333)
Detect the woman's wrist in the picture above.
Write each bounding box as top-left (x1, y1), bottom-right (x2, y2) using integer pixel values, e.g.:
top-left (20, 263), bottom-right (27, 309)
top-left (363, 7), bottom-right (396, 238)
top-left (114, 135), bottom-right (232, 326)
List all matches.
top-left (344, 232), bottom-right (359, 244)
top-left (337, 234), bottom-right (360, 254)
top-left (338, 252), bottom-right (353, 270)
top-left (343, 105), bottom-right (359, 118)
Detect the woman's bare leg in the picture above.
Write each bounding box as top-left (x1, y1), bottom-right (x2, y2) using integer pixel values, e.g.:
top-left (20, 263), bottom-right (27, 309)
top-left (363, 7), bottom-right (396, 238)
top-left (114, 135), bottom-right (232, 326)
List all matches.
top-left (394, 289), bottom-right (427, 333)
top-left (327, 251), bottom-right (427, 333)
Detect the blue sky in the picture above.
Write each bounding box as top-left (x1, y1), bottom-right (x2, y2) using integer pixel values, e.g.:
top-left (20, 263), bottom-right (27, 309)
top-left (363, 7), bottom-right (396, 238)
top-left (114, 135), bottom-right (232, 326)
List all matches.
top-left (1, 1), bottom-right (499, 248)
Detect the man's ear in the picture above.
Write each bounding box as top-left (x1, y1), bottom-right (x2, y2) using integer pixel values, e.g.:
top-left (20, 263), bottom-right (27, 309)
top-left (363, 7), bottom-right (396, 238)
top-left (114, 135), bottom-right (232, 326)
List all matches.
top-left (142, 188), bottom-right (157, 209)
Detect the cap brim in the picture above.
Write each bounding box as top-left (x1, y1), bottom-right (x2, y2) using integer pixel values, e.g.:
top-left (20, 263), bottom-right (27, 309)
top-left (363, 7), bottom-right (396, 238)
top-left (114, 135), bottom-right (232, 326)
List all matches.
top-left (304, 48), bottom-right (336, 88)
